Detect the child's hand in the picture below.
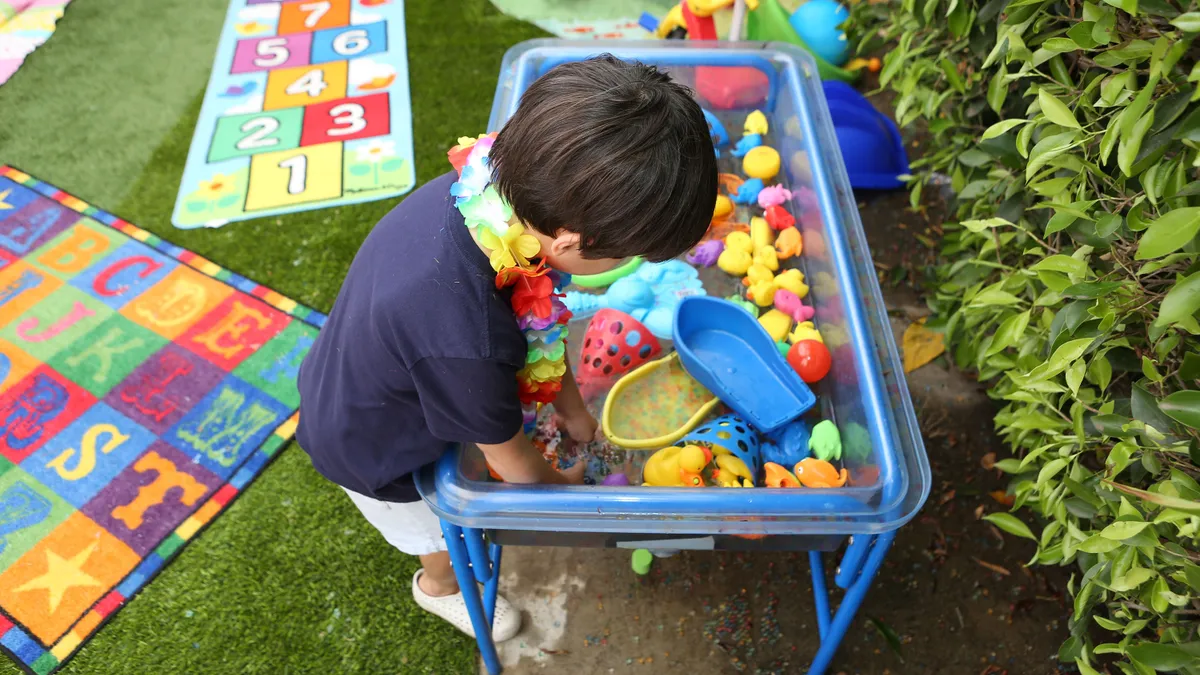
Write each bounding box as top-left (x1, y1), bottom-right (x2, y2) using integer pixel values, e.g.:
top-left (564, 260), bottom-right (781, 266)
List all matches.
top-left (555, 411), bottom-right (599, 446)
top-left (560, 460), bottom-right (587, 485)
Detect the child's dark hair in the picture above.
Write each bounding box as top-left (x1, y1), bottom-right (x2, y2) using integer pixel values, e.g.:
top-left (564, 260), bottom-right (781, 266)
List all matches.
top-left (490, 55), bottom-right (717, 262)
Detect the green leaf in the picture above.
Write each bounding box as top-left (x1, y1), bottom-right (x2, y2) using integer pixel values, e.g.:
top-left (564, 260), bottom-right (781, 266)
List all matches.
top-left (1106, 481), bottom-right (1200, 514)
top-left (1046, 212), bottom-right (1078, 235)
top-left (982, 119), bottom-right (1026, 141)
top-left (1123, 77), bottom-right (1160, 138)
top-left (985, 310), bottom-right (1031, 356)
top-left (1094, 213), bottom-right (1123, 237)
top-left (1142, 355), bottom-right (1164, 382)
top-left (1170, 11), bottom-right (1200, 31)
top-left (1039, 89), bottom-right (1081, 128)
top-left (1135, 208), bottom-right (1200, 259)
top-left (1179, 352), bottom-right (1200, 381)
top-left (1126, 643), bottom-right (1200, 670)
top-left (969, 289), bottom-right (1022, 307)
top-left (1089, 354), bottom-right (1113, 390)
top-left (1075, 658), bottom-right (1102, 675)
top-left (983, 512), bottom-right (1036, 540)
top-left (1157, 270), bottom-right (1200, 326)
top-left (1110, 566), bottom-right (1157, 591)
top-left (1038, 457), bottom-right (1069, 486)
top-left (987, 70), bottom-right (1009, 114)
top-left (1100, 520), bottom-right (1150, 540)
top-left (1100, 0), bottom-right (1136, 12)
top-left (1064, 281), bottom-right (1123, 298)
top-left (1119, 111), bottom-right (1155, 176)
top-left (1027, 131), bottom-right (1078, 179)
top-left (1066, 359), bottom-right (1086, 394)
top-left (1078, 534), bottom-right (1123, 553)
top-left (1158, 390), bottom-right (1200, 428)
top-left (1048, 338), bottom-right (1096, 373)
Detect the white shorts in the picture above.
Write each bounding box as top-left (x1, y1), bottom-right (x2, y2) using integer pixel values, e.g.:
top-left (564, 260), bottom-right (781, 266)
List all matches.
top-left (342, 487), bottom-right (447, 556)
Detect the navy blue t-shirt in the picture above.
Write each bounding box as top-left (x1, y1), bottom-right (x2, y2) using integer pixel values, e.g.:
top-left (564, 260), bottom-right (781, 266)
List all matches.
top-left (297, 172), bottom-right (527, 502)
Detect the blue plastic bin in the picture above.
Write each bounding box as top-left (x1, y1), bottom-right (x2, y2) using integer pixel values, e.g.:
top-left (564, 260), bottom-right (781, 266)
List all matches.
top-left (418, 40), bottom-right (930, 539)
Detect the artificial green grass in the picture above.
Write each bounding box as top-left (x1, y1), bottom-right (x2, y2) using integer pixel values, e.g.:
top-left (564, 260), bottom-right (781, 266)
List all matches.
top-left (0, 1), bottom-right (547, 673)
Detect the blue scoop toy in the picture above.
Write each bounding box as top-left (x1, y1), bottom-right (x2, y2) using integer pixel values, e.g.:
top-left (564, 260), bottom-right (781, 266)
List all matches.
top-left (673, 296), bottom-right (816, 433)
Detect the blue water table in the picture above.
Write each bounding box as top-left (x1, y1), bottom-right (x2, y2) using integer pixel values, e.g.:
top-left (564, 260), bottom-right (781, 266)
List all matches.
top-left (417, 40), bottom-right (931, 675)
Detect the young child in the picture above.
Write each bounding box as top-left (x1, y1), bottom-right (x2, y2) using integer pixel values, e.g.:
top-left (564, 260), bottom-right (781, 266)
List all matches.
top-left (296, 55), bottom-right (716, 640)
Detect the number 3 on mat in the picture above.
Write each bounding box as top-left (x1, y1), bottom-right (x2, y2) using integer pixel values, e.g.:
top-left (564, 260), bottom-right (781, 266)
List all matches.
top-left (245, 144), bottom-right (343, 211)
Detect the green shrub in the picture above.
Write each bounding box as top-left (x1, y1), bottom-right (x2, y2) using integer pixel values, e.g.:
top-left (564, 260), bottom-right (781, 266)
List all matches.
top-left (860, 0), bottom-right (1200, 671)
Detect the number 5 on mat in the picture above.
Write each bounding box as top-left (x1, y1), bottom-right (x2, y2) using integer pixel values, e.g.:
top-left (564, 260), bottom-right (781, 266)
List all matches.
top-left (245, 144), bottom-right (343, 211)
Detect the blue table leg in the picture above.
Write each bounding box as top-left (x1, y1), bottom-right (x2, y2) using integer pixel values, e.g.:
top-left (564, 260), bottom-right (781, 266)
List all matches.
top-left (807, 530), bottom-right (896, 675)
top-left (440, 520), bottom-right (502, 675)
top-left (808, 551), bottom-right (830, 640)
top-left (483, 542), bottom-right (502, 622)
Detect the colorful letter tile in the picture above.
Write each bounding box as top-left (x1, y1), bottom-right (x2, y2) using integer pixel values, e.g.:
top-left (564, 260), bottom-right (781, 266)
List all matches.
top-left (120, 266), bottom-right (234, 341)
top-left (82, 442), bottom-right (221, 556)
top-left (164, 375), bottom-right (290, 480)
top-left (231, 321), bottom-right (316, 407)
top-left (103, 345), bottom-right (225, 437)
top-left (0, 198), bottom-right (79, 258)
top-left (1, 286), bottom-right (113, 363)
top-left (29, 219), bottom-right (126, 282)
top-left (179, 294), bottom-right (290, 371)
top-left (0, 366), bottom-right (95, 465)
top-left (19, 404), bottom-right (157, 509)
top-left (0, 468), bottom-right (75, 572)
top-left (48, 316), bottom-right (168, 398)
top-left (69, 241), bottom-right (178, 311)
top-left (0, 512), bottom-right (139, 644)
top-left (0, 262), bottom-right (62, 330)
top-left (0, 338), bottom-right (42, 392)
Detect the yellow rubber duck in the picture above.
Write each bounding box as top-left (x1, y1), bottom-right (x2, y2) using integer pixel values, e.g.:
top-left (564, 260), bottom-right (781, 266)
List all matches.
top-left (743, 263), bottom-right (775, 286)
top-left (712, 453), bottom-right (756, 487)
top-left (718, 248), bottom-right (753, 276)
top-left (748, 280), bottom-right (778, 307)
top-left (774, 269), bottom-right (808, 298)
top-left (789, 321), bottom-right (824, 344)
top-left (724, 230), bottom-right (754, 253)
top-left (744, 110), bottom-right (769, 136)
top-left (643, 444), bottom-right (712, 486)
top-left (758, 309), bottom-right (793, 342)
top-left (753, 246), bottom-right (779, 272)
top-left (750, 216), bottom-right (775, 250)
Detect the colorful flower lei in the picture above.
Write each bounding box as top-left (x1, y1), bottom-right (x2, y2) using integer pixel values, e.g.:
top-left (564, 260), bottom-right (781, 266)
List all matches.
top-left (449, 133), bottom-right (572, 432)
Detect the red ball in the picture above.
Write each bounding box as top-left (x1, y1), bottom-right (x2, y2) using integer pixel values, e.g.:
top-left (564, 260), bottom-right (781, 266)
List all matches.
top-left (787, 340), bottom-right (832, 383)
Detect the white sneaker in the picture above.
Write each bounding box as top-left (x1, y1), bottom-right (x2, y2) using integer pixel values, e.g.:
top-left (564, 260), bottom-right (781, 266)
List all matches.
top-left (411, 570), bottom-right (521, 642)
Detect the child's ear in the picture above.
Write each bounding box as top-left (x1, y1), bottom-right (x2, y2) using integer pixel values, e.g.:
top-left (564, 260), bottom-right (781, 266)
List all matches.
top-left (549, 230), bottom-right (582, 258)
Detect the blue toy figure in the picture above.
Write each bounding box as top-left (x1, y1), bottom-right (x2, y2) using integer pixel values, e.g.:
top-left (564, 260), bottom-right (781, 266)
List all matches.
top-left (564, 260), bottom-right (704, 339)
top-left (731, 178), bottom-right (765, 205)
top-left (731, 133), bottom-right (763, 157)
top-left (762, 418), bottom-right (811, 467)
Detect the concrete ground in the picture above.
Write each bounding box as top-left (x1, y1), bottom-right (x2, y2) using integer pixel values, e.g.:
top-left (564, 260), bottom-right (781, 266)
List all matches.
top-left (485, 185), bottom-right (1073, 675)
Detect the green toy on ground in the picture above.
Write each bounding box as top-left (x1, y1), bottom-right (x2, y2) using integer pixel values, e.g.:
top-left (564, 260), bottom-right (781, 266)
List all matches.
top-left (809, 419), bottom-right (842, 461)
